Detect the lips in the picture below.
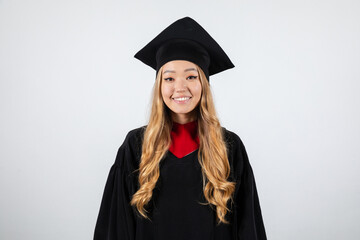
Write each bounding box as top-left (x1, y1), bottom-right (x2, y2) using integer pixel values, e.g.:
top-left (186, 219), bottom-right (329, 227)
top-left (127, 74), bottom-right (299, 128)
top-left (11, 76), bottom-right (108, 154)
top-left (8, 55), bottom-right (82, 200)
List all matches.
top-left (172, 96), bottom-right (191, 101)
top-left (172, 96), bottom-right (192, 103)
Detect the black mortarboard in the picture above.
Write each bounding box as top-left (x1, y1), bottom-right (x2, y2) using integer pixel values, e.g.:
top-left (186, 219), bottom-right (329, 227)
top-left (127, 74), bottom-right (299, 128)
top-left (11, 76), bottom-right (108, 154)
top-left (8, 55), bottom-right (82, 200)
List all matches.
top-left (134, 16), bottom-right (235, 81)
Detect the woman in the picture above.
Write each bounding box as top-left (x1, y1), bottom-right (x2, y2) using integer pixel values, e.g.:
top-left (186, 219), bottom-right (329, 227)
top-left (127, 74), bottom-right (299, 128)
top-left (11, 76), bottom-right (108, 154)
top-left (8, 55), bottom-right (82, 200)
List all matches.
top-left (94, 17), bottom-right (267, 240)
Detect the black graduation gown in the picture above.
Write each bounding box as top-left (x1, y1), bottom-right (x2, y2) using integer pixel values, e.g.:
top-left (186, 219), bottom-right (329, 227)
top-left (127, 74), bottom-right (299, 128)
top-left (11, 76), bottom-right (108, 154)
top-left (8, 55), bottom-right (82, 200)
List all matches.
top-left (94, 126), bottom-right (267, 240)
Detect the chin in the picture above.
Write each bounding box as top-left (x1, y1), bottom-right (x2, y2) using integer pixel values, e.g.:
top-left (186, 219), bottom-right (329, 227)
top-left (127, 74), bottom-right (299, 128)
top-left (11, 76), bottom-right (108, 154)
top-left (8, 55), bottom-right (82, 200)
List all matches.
top-left (171, 108), bottom-right (195, 114)
top-left (172, 110), bottom-right (191, 114)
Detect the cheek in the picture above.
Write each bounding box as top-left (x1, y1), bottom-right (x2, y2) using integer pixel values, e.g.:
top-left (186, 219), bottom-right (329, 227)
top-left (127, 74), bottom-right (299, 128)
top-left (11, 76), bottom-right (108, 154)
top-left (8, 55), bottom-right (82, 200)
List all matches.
top-left (161, 84), bottom-right (172, 99)
top-left (193, 83), bottom-right (202, 98)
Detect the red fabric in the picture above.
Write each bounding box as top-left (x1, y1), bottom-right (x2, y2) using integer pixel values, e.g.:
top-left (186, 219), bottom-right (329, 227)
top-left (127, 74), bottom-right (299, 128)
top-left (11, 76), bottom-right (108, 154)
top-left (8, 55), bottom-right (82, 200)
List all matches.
top-left (169, 120), bottom-right (200, 158)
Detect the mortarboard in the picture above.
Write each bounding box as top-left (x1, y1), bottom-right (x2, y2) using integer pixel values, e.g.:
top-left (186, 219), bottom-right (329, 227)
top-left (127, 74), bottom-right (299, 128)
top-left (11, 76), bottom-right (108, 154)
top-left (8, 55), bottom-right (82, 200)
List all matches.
top-left (134, 16), bottom-right (235, 81)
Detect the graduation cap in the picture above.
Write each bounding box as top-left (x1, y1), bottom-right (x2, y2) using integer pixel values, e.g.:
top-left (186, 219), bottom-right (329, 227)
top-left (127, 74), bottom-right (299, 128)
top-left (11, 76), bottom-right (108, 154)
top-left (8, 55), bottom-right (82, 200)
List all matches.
top-left (134, 16), bottom-right (235, 81)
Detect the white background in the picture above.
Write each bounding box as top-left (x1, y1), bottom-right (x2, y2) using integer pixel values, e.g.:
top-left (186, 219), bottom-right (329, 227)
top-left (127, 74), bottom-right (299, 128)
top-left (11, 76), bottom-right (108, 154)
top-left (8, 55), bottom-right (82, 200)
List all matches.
top-left (1, 0), bottom-right (359, 239)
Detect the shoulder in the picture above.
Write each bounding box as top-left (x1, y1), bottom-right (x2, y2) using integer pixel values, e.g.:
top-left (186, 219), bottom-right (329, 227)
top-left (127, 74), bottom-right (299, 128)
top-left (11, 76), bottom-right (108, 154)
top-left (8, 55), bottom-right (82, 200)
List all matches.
top-left (113, 125), bottom-right (147, 171)
top-left (221, 126), bottom-right (245, 150)
top-left (123, 125), bottom-right (147, 146)
top-left (221, 126), bottom-right (248, 180)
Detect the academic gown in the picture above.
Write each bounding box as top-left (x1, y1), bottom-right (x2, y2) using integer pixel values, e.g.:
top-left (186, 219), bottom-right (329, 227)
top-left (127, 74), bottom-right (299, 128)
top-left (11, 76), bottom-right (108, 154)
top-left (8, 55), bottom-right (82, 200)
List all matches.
top-left (93, 126), bottom-right (267, 240)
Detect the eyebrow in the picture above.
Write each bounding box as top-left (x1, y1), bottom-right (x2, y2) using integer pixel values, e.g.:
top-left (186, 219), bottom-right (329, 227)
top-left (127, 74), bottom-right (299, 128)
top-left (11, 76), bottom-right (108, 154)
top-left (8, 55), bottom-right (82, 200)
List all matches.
top-left (163, 68), bottom-right (198, 74)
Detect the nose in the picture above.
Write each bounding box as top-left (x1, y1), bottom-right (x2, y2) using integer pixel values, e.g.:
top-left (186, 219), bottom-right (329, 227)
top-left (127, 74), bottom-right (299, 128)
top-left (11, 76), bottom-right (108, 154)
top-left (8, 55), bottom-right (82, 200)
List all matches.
top-left (174, 78), bottom-right (187, 92)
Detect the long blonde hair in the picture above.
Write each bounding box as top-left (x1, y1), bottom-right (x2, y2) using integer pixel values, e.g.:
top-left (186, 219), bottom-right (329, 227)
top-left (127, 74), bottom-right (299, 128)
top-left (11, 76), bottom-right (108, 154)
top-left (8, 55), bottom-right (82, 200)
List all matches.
top-left (130, 64), bottom-right (236, 225)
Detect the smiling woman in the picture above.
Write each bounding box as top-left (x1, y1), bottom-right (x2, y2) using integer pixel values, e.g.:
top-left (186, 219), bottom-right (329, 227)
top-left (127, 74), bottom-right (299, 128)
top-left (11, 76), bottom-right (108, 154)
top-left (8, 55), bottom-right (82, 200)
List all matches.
top-left (94, 16), bottom-right (267, 240)
top-left (161, 60), bottom-right (202, 124)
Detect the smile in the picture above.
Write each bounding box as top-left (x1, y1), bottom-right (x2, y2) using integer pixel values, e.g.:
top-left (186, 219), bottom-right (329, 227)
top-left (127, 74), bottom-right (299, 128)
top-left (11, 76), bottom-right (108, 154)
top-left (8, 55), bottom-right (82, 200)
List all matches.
top-left (172, 97), bottom-right (191, 103)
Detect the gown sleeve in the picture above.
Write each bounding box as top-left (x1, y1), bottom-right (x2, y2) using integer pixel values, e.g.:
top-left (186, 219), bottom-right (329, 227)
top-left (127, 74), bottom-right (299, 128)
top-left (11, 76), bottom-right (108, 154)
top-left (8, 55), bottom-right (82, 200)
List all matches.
top-left (94, 137), bottom-right (136, 240)
top-left (233, 133), bottom-right (267, 240)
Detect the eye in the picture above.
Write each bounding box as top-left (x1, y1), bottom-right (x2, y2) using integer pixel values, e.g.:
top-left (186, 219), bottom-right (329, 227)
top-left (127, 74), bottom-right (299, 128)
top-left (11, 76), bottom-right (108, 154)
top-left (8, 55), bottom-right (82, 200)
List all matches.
top-left (187, 75), bottom-right (198, 80)
top-left (164, 77), bottom-right (174, 81)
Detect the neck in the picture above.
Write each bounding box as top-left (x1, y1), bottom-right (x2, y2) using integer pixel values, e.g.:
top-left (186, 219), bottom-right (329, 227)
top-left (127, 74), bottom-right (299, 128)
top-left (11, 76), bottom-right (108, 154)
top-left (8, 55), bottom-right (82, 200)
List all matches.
top-left (171, 110), bottom-right (197, 124)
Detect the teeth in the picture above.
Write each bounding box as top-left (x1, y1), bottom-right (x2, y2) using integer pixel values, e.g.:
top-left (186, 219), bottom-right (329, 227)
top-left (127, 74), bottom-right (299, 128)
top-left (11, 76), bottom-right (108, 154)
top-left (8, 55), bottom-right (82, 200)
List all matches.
top-left (173, 97), bottom-right (190, 101)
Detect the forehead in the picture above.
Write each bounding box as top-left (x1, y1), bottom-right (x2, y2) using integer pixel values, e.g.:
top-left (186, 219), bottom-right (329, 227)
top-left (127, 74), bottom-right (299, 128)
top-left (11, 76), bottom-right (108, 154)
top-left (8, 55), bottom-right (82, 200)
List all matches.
top-left (162, 60), bottom-right (198, 72)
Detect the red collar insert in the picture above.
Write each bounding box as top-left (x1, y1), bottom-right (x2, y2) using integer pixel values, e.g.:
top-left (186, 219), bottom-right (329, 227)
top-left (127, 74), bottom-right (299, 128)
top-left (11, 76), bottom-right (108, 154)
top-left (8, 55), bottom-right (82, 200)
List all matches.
top-left (169, 120), bottom-right (200, 159)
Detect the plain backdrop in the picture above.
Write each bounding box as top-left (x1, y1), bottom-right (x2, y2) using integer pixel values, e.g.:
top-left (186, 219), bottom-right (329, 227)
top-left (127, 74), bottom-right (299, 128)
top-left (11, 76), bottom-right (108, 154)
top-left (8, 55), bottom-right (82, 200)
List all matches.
top-left (1, 0), bottom-right (359, 239)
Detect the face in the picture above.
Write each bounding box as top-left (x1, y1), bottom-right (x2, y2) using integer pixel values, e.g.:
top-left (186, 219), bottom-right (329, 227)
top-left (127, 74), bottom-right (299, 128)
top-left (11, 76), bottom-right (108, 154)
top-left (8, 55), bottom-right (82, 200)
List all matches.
top-left (161, 60), bottom-right (202, 123)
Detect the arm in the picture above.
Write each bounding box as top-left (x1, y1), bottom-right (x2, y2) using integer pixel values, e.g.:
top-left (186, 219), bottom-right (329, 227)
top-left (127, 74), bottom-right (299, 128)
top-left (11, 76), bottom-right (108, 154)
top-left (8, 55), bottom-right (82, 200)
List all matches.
top-left (94, 140), bottom-right (136, 240)
top-left (233, 134), bottom-right (267, 240)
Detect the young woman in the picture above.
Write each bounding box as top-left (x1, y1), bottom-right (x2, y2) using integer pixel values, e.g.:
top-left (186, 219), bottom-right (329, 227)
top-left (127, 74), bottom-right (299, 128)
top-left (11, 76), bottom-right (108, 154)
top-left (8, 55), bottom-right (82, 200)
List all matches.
top-left (94, 17), bottom-right (267, 240)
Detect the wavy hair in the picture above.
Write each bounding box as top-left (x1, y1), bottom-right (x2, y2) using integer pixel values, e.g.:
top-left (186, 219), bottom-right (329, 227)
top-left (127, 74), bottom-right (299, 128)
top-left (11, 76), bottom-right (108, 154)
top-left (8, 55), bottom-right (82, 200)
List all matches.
top-left (130, 64), bottom-right (236, 225)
